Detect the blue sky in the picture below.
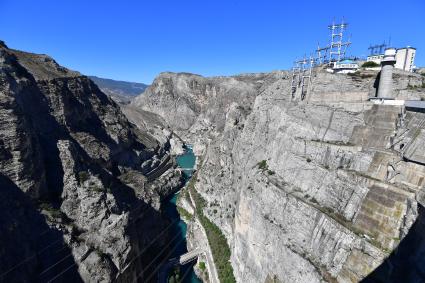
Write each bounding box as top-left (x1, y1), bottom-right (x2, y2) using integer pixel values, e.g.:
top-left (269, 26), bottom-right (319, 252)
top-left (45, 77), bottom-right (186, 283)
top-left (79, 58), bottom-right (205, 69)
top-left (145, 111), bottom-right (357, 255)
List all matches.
top-left (1, 0), bottom-right (424, 84)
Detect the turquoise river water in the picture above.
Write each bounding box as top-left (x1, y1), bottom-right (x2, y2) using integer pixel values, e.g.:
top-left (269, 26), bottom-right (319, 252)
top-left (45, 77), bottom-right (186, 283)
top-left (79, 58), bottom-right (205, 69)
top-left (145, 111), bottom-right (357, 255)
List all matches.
top-left (162, 146), bottom-right (202, 283)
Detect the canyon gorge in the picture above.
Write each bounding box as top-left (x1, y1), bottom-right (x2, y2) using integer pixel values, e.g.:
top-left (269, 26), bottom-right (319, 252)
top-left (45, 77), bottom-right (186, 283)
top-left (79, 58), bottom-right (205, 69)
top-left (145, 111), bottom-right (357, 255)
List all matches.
top-left (2, 40), bottom-right (425, 283)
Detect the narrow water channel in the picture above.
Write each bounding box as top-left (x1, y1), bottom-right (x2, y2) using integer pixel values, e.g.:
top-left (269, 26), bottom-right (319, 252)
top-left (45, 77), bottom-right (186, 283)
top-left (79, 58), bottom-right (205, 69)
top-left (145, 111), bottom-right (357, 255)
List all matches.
top-left (162, 145), bottom-right (202, 283)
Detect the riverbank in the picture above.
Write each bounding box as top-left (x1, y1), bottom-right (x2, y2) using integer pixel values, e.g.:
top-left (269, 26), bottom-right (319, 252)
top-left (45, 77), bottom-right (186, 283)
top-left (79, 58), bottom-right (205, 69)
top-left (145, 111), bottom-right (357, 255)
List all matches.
top-left (162, 146), bottom-right (201, 283)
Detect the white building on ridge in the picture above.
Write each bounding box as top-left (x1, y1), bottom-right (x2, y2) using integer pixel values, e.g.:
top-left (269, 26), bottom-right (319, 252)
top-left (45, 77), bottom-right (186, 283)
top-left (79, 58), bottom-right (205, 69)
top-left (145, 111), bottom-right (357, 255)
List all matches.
top-left (366, 54), bottom-right (384, 65)
top-left (332, 59), bottom-right (359, 74)
top-left (395, 47), bottom-right (416, 72)
top-left (366, 46), bottom-right (416, 72)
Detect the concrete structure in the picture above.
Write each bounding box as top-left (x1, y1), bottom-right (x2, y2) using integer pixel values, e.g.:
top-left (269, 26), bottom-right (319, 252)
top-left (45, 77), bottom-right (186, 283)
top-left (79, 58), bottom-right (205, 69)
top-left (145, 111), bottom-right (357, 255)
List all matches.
top-left (366, 47), bottom-right (416, 72)
top-left (332, 59), bottom-right (359, 73)
top-left (370, 98), bottom-right (405, 106)
top-left (367, 54), bottom-right (384, 65)
top-left (179, 248), bottom-right (203, 265)
top-left (377, 48), bottom-right (397, 99)
top-left (395, 46), bottom-right (416, 72)
top-left (158, 249), bottom-right (204, 283)
top-left (405, 100), bottom-right (425, 112)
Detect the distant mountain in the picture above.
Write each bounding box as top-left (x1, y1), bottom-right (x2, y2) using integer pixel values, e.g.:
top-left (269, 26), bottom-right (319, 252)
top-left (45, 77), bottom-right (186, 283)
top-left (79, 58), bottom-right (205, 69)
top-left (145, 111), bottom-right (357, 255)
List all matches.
top-left (89, 76), bottom-right (148, 104)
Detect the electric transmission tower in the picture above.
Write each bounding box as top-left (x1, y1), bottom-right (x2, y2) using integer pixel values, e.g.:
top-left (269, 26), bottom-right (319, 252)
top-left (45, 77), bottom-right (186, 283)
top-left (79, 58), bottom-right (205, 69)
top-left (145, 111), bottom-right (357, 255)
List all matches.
top-left (290, 61), bottom-right (301, 98)
top-left (289, 18), bottom-right (352, 98)
top-left (300, 55), bottom-right (314, 100)
top-left (328, 19), bottom-right (351, 62)
top-left (368, 42), bottom-right (387, 55)
top-left (290, 55), bottom-right (314, 100)
top-left (316, 43), bottom-right (330, 65)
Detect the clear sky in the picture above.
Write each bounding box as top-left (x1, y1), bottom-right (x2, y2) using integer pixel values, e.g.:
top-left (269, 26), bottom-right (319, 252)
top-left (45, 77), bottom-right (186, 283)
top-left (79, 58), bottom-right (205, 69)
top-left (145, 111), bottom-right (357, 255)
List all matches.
top-left (1, 0), bottom-right (424, 84)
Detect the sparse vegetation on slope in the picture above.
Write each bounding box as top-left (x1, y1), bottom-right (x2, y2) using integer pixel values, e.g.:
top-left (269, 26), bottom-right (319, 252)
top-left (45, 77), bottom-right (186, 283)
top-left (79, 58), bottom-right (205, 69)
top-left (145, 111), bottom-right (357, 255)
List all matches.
top-left (187, 173), bottom-right (236, 283)
top-left (176, 206), bottom-right (193, 220)
top-left (362, 61), bottom-right (380, 68)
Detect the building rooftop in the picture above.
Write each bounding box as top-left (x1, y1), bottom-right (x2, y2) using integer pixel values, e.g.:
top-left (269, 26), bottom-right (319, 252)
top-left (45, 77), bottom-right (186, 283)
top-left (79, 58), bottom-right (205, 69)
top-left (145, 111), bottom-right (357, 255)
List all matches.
top-left (336, 59), bottom-right (357, 64)
top-left (398, 46), bottom-right (416, 50)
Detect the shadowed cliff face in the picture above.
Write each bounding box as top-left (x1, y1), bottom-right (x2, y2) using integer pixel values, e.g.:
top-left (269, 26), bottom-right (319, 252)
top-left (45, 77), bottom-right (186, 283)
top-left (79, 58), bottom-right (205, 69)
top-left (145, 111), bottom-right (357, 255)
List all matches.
top-left (361, 204), bottom-right (425, 283)
top-left (133, 69), bottom-right (425, 282)
top-left (0, 174), bottom-right (83, 283)
top-left (0, 43), bottom-right (184, 282)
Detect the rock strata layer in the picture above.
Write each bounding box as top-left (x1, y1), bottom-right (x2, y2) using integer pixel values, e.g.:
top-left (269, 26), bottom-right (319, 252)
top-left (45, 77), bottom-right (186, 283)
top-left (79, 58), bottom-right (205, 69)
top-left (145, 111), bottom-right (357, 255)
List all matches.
top-left (135, 69), bottom-right (425, 282)
top-left (0, 43), bottom-right (183, 282)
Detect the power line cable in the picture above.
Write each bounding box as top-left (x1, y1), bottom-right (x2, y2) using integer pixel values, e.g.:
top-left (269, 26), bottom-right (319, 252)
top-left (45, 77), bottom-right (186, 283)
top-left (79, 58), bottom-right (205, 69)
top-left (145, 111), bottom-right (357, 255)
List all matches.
top-left (178, 262), bottom-right (195, 283)
top-left (47, 218), bottom-right (180, 283)
top-left (1, 196), bottom-right (153, 279)
top-left (122, 218), bottom-right (180, 270)
top-left (141, 237), bottom-right (187, 283)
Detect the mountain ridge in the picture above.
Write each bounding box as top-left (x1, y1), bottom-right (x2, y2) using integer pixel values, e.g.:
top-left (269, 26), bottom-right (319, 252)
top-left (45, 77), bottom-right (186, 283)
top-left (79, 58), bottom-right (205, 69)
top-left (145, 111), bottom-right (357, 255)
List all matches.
top-left (89, 75), bottom-right (148, 105)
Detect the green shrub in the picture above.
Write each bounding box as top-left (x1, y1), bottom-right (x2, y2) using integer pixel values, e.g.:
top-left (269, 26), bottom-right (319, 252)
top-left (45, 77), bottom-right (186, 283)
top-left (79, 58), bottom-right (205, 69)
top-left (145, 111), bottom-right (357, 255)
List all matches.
top-left (257, 160), bottom-right (268, 171)
top-left (362, 61), bottom-right (379, 68)
top-left (89, 184), bottom-right (103, 192)
top-left (39, 202), bottom-right (63, 219)
top-left (199, 261), bottom-right (206, 271)
top-left (78, 171), bottom-right (89, 183)
top-left (167, 266), bottom-right (181, 283)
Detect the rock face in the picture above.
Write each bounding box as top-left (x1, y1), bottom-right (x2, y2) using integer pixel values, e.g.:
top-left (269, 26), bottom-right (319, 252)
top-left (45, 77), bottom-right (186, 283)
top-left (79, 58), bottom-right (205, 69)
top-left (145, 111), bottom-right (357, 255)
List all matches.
top-left (135, 68), bottom-right (425, 282)
top-left (131, 71), bottom-right (282, 148)
top-left (0, 43), bottom-right (183, 282)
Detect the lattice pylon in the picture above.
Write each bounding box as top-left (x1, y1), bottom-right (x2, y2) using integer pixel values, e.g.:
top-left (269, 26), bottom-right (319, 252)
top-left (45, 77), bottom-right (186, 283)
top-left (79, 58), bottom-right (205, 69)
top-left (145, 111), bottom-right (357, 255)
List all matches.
top-left (300, 55), bottom-right (314, 100)
top-left (290, 61), bottom-right (302, 98)
top-left (316, 43), bottom-right (330, 65)
top-left (328, 19), bottom-right (351, 63)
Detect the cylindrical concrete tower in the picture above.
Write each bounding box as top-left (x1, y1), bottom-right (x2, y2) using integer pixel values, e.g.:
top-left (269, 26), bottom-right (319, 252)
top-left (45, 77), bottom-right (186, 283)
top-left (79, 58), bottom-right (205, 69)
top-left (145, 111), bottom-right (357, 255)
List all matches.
top-left (377, 48), bottom-right (397, 99)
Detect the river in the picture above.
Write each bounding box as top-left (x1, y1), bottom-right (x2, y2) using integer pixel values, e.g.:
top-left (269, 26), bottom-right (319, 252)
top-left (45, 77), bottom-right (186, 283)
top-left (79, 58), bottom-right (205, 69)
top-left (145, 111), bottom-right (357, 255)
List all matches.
top-left (162, 145), bottom-right (202, 283)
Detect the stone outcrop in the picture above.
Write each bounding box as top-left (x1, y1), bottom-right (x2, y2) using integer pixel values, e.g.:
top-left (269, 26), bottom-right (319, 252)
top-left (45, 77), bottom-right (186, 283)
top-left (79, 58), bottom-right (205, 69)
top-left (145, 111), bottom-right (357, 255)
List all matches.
top-left (135, 68), bottom-right (425, 282)
top-left (0, 43), bottom-right (183, 282)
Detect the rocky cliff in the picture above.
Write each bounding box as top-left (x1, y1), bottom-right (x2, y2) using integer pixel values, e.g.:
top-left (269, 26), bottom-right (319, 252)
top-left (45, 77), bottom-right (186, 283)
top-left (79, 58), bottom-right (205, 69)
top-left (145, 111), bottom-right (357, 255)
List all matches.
top-left (134, 68), bottom-right (425, 282)
top-left (131, 72), bottom-right (281, 154)
top-left (0, 42), bottom-right (183, 282)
